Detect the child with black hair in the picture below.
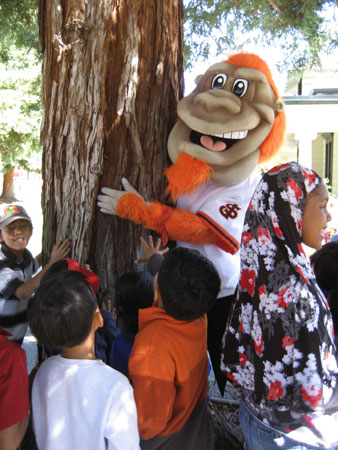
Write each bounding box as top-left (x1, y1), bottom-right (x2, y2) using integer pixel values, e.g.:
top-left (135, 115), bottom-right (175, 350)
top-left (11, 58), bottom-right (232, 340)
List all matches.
top-left (310, 241), bottom-right (338, 294)
top-left (310, 241), bottom-right (338, 340)
top-left (27, 271), bottom-right (140, 450)
top-left (111, 270), bottom-right (154, 377)
top-left (36, 258), bottom-right (120, 365)
top-left (128, 247), bottom-right (220, 450)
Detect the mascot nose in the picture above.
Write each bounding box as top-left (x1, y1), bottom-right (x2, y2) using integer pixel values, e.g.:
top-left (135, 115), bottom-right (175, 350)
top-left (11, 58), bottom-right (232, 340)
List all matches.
top-left (193, 90), bottom-right (241, 114)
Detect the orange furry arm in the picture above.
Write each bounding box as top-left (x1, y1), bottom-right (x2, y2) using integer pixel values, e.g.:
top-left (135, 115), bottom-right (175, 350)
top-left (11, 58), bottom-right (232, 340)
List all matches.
top-left (116, 193), bottom-right (219, 248)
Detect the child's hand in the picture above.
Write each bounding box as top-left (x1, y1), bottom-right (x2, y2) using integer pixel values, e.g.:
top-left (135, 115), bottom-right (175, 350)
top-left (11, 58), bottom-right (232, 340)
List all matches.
top-left (49, 238), bottom-right (70, 264)
top-left (135, 236), bottom-right (168, 264)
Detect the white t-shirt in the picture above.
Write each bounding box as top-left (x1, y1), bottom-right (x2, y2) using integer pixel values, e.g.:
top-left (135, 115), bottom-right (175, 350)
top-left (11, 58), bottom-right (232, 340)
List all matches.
top-left (176, 171), bottom-right (260, 297)
top-left (32, 355), bottom-right (140, 450)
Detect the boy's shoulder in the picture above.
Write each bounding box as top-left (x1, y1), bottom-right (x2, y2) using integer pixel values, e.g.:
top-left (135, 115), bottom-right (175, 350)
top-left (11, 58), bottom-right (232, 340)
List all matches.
top-left (36, 355), bottom-right (131, 385)
top-left (132, 310), bottom-right (207, 359)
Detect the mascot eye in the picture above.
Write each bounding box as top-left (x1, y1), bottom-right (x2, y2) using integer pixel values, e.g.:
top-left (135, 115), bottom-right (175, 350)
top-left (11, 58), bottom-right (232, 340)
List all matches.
top-left (211, 73), bottom-right (227, 89)
top-left (232, 79), bottom-right (249, 97)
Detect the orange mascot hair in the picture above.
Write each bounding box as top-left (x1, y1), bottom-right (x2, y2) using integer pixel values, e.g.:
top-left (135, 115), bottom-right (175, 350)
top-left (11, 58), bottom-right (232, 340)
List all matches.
top-left (225, 53), bottom-right (286, 163)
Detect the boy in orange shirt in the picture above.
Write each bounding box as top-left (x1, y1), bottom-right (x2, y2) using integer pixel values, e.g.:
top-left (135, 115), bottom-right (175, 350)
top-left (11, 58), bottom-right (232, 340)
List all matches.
top-left (129, 247), bottom-right (220, 450)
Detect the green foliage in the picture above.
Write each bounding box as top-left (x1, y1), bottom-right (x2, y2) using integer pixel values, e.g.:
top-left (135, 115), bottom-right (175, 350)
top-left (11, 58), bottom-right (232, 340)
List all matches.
top-left (0, 0), bottom-right (39, 62)
top-left (183, 0), bottom-right (338, 72)
top-left (0, 48), bottom-right (42, 173)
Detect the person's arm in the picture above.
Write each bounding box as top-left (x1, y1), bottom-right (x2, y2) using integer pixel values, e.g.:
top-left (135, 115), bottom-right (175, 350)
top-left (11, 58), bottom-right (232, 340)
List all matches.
top-left (14, 238), bottom-right (70, 300)
top-left (134, 236), bottom-right (168, 276)
top-left (0, 414), bottom-right (29, 450)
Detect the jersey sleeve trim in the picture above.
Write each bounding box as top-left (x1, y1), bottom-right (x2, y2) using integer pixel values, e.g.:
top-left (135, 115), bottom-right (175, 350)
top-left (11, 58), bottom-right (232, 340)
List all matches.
top-left (196, 211), bottom-right (240, 254)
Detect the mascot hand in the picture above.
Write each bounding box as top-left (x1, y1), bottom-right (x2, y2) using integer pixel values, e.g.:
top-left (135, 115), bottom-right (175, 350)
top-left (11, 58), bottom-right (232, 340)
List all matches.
top-left (98, 178), bottom-right (143, 215)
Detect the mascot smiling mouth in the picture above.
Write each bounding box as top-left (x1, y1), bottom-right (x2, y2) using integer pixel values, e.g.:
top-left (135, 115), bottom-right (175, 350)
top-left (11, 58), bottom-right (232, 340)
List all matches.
top-left (190, 130), bottom-right (248, 152)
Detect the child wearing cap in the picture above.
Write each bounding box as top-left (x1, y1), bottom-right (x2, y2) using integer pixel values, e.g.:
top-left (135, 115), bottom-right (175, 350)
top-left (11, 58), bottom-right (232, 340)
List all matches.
top-left (27, 270), bottom-right (140, 450)
top-left (0, 204), bottom-right (69, 344)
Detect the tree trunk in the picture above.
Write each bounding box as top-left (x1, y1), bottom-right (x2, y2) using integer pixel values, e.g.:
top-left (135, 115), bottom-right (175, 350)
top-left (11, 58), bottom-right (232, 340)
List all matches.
top-left (38, 0), bottom-right (184, 298)
top-left (1, 165), bottom-right (15, 200)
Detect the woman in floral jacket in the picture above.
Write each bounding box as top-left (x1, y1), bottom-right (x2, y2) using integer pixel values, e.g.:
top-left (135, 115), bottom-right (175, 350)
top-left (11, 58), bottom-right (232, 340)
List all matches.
top-left (222, 162), bottom-right (338, 449)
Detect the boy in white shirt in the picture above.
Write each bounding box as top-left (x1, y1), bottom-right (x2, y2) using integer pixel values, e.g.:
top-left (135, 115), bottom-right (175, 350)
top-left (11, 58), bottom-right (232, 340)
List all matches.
top-left (27, 270), bottom-right (140, 450)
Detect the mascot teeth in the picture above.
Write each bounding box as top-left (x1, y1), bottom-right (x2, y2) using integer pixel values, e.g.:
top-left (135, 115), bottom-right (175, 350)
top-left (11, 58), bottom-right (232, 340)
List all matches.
top-left (214, 131), bottom-right (248, 139)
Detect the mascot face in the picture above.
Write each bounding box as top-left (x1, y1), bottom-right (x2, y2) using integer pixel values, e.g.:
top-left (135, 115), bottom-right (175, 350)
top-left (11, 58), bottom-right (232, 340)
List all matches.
top-left (168, 58), bottom-right (284, 185)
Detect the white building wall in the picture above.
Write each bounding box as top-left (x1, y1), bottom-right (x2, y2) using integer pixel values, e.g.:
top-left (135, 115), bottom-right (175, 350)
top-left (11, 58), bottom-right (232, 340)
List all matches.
top-left (312, 135), bottom-right (325, 177)
top-left (332, 133), bottom-right (338, 197)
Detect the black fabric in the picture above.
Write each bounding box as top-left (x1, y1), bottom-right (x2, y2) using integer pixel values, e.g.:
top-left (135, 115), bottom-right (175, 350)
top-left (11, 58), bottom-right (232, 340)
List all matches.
top-left (207, 294), bottom-right (234, 396)
top-left (140, 399), bottom-right (214, 450)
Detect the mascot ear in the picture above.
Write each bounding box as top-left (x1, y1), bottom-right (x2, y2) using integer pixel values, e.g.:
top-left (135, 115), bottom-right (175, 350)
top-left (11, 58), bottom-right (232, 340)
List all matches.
top-left (274, 98), bottom-right (284, 113)
top-left (194, 74), bottom-right (203, 86)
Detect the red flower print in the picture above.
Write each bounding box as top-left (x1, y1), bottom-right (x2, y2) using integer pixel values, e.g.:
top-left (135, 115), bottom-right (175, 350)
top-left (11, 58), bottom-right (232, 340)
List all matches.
top-left (287, 178), bottom-right (303, 202)
top-left (242, 231), bottom-right (254, 245)
top-left (277, 286), bottom-right (292, 308)
top-left (297, 243), bottom-right (306, 255)
top-left (226, 373), bottom-right (237, 382)
top-left (239, 322), bottom-right (244, 332)
top-left (268, 380), bottom-right (284, 400)
top-left (296, 266), bottom-right (309, 284)
top-left (239, 353), bottom-right (247, 366)
top-left (302, 168), bottom-right (317, 185)
top-left (282, 336), bottom-right (294, 349)
top-left (254, 336), bottom-right (263, 355)
top-left (258, 285), bottom-right (267, 298)
top-left (301, 386), bottom-right (322, 407)
top-left (240, 268), bottom-right (255, 296)
top-left (272, 216), bottom-right (283, 237)
top-left (269, 163), bottom-right (291, 174)
top-left (257, 227), bottom-right (271, 245)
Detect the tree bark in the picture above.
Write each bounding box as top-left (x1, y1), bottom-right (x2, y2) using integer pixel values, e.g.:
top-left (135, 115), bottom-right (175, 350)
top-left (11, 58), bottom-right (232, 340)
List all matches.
top-left (1, 165), bottom-right (15, 200)
top-left (38, 0), bottom-right (184, 298)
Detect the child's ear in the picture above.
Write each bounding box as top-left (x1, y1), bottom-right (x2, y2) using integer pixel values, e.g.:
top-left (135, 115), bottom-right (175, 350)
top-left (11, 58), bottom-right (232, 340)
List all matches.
top-left (93, 307), bottom-right (103, 330)
top-left (153, 274), bottom-right (164, 308)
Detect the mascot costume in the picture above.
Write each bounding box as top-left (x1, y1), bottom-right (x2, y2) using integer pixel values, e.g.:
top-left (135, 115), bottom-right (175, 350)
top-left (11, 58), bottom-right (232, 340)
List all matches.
top-left (98, 53), bottom-right (286, 394)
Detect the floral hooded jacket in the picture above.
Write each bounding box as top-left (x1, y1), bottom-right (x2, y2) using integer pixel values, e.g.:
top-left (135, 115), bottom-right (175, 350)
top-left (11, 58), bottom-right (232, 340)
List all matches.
top-left (222, 162), bottom-right (338, 447)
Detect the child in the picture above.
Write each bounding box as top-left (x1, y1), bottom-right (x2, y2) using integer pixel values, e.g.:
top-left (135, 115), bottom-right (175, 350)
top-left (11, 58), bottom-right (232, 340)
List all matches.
top-left (36, 258), bottom-right (120, 365)
top-left (310, 241), bottom-right (338, 294)
top-left (27, 271), bottom-right (140, 450)
top-left (310, 241), bottom-right (338, 340)
top-left (0, 204), bottom-right (69, 344)
top-left (128, 247), bottom-right (220, 449)
top-left (111, 270), bottom-right (154, 377)
top-left (222, 162), bottom-right (338, 449)
top-left (0, 327), bottom-right (30, 450)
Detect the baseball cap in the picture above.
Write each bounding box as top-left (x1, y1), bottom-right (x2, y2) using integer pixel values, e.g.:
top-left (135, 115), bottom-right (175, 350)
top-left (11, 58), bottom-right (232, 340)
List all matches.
top-left (0, 204), bottom-right (32, 230)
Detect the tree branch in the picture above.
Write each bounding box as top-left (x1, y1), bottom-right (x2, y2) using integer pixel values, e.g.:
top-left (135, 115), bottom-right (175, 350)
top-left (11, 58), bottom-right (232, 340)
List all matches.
top-left (268, 0), bottom-right (282, 15)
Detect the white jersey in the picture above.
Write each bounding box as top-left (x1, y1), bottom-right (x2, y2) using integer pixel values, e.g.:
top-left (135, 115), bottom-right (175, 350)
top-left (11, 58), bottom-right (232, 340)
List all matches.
top-left (32, 355), bottom-right (140, 450)
top-left (176, 171), bottom-right (261, 297)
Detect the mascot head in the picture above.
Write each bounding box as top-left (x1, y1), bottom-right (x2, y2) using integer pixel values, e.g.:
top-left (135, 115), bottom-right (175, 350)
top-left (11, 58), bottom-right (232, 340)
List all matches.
top-left (167, 52), bottom-right (286, 192)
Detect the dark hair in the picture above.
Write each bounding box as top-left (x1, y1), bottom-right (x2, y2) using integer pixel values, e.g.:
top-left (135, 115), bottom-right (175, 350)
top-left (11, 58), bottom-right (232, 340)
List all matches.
top-left (115, 271), bottom-right (154, 334)
top-left (310, 242), bottom-right (338, 291)
top-left (27, 271), bottom-right (98, 348)
top-left (40, 260), bottom-right (69, 283)
top-left (157, 247), bottom-right (220, 321)
top-left (328, 289), bottom-right (338, 338)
